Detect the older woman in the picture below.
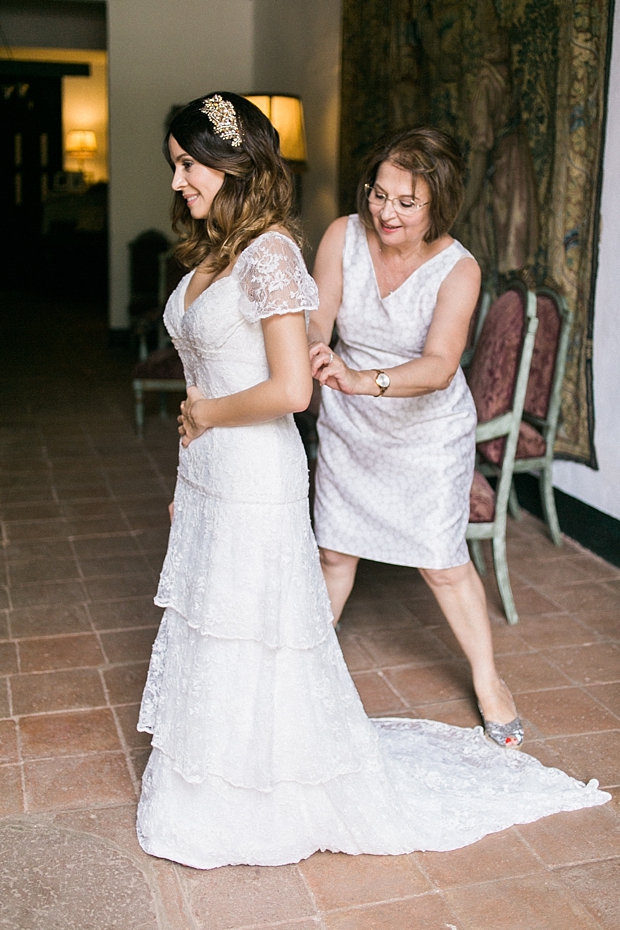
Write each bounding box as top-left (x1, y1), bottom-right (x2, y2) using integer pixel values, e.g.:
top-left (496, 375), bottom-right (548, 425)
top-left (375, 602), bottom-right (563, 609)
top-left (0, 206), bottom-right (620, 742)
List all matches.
top-left (310, 126), bottom-right (522, 747)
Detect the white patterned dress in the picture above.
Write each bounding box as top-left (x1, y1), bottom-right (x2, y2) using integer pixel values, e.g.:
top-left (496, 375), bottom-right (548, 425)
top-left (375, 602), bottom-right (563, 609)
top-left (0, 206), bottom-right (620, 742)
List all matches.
top-left (136, 232), bottom-right (608, 870)
top-left (315, 215), bottom-right (477, 569)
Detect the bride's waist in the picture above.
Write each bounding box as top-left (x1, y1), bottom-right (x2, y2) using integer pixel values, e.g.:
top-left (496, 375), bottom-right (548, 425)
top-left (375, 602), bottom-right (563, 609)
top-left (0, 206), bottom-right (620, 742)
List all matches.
top-left (177, 417), bottom-right (308, 500)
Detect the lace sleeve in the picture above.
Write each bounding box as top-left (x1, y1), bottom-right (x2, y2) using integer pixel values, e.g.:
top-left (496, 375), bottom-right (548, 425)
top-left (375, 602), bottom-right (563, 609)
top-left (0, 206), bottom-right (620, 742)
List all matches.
top-left (235, 233), bottom-right (319, 324)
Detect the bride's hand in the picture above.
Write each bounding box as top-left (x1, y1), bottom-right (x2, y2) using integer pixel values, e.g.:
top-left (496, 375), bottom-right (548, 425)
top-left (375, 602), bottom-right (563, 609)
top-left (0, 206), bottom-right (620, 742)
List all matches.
top-left (178, 386), bottom-right (210, 447)
top-left (309, 342), bottom-right (363, 395)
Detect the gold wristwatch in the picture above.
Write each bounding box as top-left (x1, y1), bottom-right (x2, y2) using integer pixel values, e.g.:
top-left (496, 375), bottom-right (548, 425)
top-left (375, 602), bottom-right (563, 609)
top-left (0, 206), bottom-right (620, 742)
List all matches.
top-left (373, 370), bottom-right (390, 396)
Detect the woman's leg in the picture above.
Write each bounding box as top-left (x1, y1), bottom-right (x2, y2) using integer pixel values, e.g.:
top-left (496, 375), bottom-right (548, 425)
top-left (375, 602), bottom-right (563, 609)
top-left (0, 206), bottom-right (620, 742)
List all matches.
top-left (418, 560), bottom-right (518, 726)
top-left (319, 548), bottom-right (360, 626)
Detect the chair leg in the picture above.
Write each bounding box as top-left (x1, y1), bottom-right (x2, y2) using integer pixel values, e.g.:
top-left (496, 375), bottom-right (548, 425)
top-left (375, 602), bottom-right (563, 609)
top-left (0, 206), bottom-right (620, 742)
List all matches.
top-left (491, 535), bottom-right (519, 625)
top-left (508, 479), bottom-right (523, 521)
top-left (540, 466), bottom-right (562, 546)
top-left (469, 539), bottom-right (486, 576)
top-left (134, 382), bottom-right (144, 439)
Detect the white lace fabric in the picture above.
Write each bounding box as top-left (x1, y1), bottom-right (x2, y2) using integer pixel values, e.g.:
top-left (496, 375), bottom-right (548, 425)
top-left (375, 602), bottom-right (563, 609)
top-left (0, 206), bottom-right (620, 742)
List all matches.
top-left (137, 231), bottom-right (610, 871)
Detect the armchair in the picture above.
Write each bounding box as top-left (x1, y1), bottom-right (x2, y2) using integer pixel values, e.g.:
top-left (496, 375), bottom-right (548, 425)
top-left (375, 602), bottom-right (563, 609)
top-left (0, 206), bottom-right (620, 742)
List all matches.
top-left (508, 287), bottom-right (573, 546)
top-left (466, 283), bottom-right (539, 624)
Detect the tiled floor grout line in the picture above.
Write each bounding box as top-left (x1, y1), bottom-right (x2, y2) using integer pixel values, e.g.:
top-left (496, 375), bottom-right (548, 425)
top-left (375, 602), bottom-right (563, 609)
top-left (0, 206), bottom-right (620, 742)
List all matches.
top-left (514, 822), bottom-right (620, 876)
top-left (168, 862), bottom-right (200, 930)
top-left (9, 669), bottom-right (28, 815)
top-left (223, 917), bottom-right (324, 930)
top-left (294, 861), bottom-right (322, 924)
top-left (20, 747), bottom-right (134, 764)
top-left (99, 666), bottom-right (141, 798)
top-left (314, 887), bottom-right (446, 915)
top-left (549, 853), bottom-right (620, 870)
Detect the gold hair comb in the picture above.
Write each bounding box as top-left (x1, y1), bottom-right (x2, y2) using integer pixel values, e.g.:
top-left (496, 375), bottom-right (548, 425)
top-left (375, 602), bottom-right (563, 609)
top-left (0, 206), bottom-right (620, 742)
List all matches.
top-left (199, 94), bottom-right (242, 147)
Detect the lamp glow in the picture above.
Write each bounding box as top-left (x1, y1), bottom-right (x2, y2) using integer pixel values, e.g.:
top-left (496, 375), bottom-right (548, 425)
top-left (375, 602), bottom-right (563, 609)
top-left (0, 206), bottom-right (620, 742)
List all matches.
top-left (244, 95), bottom-right (307, 163)
top-left (66, 130), bottom-right (98, 157)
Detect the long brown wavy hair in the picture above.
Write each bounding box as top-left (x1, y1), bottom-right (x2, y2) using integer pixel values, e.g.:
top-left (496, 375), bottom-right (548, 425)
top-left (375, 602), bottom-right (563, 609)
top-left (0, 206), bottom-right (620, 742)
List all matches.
top-left (165, 92), bottom-right (301, 273)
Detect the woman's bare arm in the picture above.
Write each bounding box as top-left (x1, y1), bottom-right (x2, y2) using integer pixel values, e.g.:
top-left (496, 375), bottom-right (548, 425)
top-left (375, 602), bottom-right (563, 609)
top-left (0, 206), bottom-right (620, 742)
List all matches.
top-left (312, 256), bottom-right (481, 398)
top-left (307, 217), bottom-right (347, 346)
top-left (179, 311), bottom-right (313, 446)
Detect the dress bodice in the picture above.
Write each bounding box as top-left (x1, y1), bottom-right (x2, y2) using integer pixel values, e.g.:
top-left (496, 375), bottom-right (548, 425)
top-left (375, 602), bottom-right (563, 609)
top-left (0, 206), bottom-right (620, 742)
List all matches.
top-left (326, 215), bottom-right (476, 431)
top-left (164, 232), bottom-right (317, 400)
top-left (162, 232), bottom-right (318, 506)
top-left (337, 215), bottom-right (474, 369)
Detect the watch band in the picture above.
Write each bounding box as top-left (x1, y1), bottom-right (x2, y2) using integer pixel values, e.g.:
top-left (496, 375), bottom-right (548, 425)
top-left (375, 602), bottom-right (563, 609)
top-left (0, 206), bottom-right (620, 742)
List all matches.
top-left (373, 370), bottom-right (390, 396)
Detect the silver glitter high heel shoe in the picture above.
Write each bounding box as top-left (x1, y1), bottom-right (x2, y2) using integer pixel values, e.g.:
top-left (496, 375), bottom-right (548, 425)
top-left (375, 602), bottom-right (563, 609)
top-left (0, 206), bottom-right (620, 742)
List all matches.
top-left (478, 704), bottom-right (524, 748)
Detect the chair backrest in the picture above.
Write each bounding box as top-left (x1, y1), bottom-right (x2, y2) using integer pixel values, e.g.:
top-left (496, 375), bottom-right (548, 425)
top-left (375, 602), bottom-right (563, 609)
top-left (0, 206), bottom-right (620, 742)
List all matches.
top-left (467, 284), bottom-right (534, 465)
top-left (469, 284), bottom-right (539, 529)
top-left (128, 229), bottom-right (170, 300)
top-left (468, 281), bottom-right (538, 465)
top-left (158, 248), bottom-right (186, 307)
top-left (524, 286), bottom-right (572, 428)
top-left (461, 286), bottom-right (492, 368)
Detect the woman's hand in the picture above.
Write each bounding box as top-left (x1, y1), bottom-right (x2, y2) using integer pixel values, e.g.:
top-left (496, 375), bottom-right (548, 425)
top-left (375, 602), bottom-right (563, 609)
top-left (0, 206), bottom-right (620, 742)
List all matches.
top-left (309, 342), bottom-right (364, 395)
top-left (178, 386), bottom-right (210, 447)
top-left (168, 501), bottom-right (174, 523)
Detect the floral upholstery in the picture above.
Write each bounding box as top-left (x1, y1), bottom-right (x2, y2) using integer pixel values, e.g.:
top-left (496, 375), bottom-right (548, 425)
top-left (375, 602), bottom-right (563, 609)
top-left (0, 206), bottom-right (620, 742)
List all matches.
top-left (516, 421), bottom-right (546, 459)
top-left (133, 346), bottom-right (184, 380)
top-left (524, 293), bottom-right (561, 420)
top-left (467, 289), bottom-right (525, 465)
top-left (469, 469), bottom-right (495, 523)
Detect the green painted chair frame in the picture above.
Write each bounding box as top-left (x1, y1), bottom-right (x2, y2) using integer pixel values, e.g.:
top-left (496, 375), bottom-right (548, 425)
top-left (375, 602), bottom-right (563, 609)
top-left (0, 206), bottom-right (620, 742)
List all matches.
top-left (133, 368), bottom-right (186, 439)
top-left (466, 283), bottom-right (539, 625)
top-left (508, 286), bottom-right (573, 546)
top-left (460, 286), bottom-right (492, 368)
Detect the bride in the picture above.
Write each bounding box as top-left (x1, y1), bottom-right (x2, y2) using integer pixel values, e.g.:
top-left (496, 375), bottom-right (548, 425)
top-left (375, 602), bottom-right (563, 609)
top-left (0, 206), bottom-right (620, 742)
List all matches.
top-left (136, 92), bottom-right (609, 870)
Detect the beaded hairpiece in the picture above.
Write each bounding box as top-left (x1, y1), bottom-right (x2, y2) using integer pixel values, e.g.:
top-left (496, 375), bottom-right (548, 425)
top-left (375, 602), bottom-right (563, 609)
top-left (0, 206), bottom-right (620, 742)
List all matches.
top-left (199, 94), bottom-right (242, 147)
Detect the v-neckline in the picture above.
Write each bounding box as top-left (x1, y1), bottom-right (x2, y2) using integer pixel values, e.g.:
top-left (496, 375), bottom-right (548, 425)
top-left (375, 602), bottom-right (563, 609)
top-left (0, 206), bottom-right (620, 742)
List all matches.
top-left (183, 270), bottom-right (235, 315)
top-left (363, 227), bottom-right (456, 301)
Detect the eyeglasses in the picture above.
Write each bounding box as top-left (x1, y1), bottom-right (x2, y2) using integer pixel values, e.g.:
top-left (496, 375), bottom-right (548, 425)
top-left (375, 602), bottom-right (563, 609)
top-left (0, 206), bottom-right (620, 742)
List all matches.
top-left (364, 184), bottom-right (429, 214)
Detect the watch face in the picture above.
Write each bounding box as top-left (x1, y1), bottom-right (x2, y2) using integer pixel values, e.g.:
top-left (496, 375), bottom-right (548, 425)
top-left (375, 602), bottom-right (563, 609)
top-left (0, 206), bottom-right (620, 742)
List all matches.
top-left (376, 372), bottom-right (390, 389)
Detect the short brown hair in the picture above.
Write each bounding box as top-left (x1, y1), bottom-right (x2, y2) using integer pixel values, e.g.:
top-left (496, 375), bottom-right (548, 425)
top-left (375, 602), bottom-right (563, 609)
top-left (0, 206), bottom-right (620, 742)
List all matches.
top-left (165, 92), bottom-right (300, 273)
top-left (356, 126), bottom-right (465, 243)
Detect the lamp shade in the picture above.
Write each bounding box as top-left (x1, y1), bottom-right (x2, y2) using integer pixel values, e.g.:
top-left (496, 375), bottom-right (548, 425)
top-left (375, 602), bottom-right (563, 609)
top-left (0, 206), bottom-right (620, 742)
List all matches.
top-left (66, 130), bottom-right (98, 156)
top-left (245, 95), bottom-right (307, 163)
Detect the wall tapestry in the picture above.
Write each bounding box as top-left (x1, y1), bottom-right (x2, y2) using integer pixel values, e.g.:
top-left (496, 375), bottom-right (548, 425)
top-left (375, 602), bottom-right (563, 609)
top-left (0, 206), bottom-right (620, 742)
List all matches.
top-left (340, 0), bottom-right (615, 465)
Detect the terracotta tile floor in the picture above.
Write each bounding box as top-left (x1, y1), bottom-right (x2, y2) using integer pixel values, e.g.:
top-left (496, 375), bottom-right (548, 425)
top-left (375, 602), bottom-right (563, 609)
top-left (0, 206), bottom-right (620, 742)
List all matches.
top-left (1, 291), bottom-right (619, 929)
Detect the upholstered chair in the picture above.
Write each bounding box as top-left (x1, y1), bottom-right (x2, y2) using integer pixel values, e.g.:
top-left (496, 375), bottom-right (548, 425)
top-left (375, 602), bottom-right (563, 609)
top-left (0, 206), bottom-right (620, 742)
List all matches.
top-left (460, 286), bottom-right (492, 368)
top-left (132, 348), bottom-right (185, 439)
top-left (466, 283), bottom-right (539, 624)
top-left (508, 287), bottom-right (573, 545)
top-left (127, 230), bottom-right (171, 360)
top-left (132, 248), bottom-right (186, 437)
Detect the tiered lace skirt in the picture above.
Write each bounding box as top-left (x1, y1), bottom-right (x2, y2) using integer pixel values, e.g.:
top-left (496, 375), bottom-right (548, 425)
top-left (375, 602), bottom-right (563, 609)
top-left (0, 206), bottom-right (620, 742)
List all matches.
top-left (136, 430), bottom-right (609, 870)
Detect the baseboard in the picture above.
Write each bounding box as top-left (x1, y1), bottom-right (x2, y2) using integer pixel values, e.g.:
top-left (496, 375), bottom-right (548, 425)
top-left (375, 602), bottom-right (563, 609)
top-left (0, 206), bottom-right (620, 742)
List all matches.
top-left (513, 474), bottom-right (620, 568)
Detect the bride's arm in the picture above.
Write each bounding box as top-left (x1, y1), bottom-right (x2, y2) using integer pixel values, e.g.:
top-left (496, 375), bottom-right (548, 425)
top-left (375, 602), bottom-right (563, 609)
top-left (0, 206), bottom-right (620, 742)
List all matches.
top-left (178, 311), bottom-right (312, 446)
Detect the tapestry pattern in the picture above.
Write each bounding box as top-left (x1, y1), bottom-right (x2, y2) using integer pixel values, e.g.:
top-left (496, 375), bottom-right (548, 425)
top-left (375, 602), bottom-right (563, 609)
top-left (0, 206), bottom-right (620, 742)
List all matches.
top-left (340, 0), bottom-right (614, 464)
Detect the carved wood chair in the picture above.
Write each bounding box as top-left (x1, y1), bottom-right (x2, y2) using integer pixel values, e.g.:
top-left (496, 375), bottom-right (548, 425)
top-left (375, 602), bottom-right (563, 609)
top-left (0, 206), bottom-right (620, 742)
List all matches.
top-left (132, 249), bottom-right (186, 438)
top-left (127, 229), bottom-right (171, 360)
top-left (466, 282), bottom-right (539, 625)
top-left (508, 286), bottom-right (573, 546)
top-left (460, 285), bottom-right (492, 368)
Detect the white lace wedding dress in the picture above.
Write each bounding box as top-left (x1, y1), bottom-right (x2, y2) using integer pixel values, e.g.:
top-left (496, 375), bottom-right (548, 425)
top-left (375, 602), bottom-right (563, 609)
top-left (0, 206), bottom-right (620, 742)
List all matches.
top-left (136, 232), bottom-right (609, 870)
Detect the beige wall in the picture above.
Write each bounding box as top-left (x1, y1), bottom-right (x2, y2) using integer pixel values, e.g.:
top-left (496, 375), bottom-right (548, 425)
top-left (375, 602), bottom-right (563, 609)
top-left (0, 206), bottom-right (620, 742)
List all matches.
top-left (254, 0), bottom-right (342, 261)
top-left (107, 0), bottom-right (342, 328)
top-left (107, 0), bottom-right (255, 329)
